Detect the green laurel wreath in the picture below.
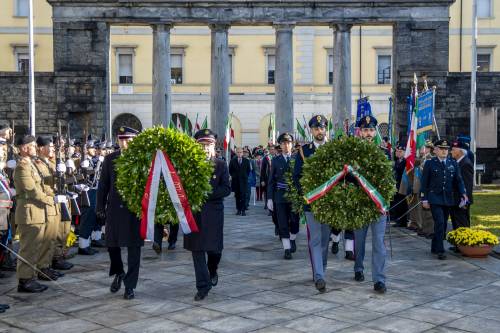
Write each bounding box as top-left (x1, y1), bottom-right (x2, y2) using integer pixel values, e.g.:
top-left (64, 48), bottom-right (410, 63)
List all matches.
top-left (296, 136), bottom-right (396, 230)
top-left (115, 126), bottom-right (213, 225)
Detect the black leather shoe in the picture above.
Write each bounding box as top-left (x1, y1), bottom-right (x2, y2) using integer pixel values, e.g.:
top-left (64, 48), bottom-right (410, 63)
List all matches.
top-left (0, 308), bottom-right (5, 313)
top-left (0, 304), bottom-right (10, 310)
top-left (210, 272), bottom-right (219, 287)
top-left (374, 282), bottom-right (387, 294)
top-left (290, 240), bottom-right (297, 253)
top-left (18, 279), bottom-right (48, 293)
top-left (236, 211), bottom-right (241, 216)
top-left (91, 239), bottom-right (106, 248)
top-left (331, 241), bottom-right (339, 255)
top-left (38, 268), bottom-right (58, 281)
top-left (124, 288), bottom-right (135, 300)
top-left (437, 253), bottom-right (447, 260)
top-left (241, 211), bottom-right (246, 216)
top-left (194, 291), bottom-right (208, 301)
top-left (78, 247), bottom-right (97, 255)
top-left (345, 251), bottom-right (355, 261)
top-left (284, 249), bottom-right (292, 260)
top-left (49, 268), bottom-right (64, 278)
top-left (167, 242), bottom-right (176, 250)
top-left (354, 271), bottom-right (365, 282)
top-left (52, 259), bottom-right (73, 270)
top-left (315, 279), bottom-right (326, 293)
top-left (152, 242), bottom-right (162, 254)
top-left (110, 273), bottom-right (125, 293)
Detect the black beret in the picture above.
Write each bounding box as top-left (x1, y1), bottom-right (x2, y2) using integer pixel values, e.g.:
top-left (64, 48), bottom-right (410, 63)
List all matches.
top-left (357, 115), bottom-right (378, 129)
top-left (308, 115), bottom-right (328, 128)
top-left (194, 129), bottom-right (217, 143)
top-left (452, 140), bottom-right (467, 150)
top-left (16, 135), bottom-right (36, 146)
top-left (117, 126), bottom-right (139, 139)
top-left (36, 136), bottom-right (53, 147)
top-left (277, 132), bottom-right (294, 144)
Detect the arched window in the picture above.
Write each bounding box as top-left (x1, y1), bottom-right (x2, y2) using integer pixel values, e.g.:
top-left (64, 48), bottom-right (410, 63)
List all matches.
top-left (378, 122), bottom-right (389, 139)
top-left (112, 113), bottom-right (143, 138)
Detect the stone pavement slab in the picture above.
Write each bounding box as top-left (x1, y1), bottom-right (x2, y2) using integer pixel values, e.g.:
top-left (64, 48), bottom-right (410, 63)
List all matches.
top-left (1, 197), bottom-right (500, 332)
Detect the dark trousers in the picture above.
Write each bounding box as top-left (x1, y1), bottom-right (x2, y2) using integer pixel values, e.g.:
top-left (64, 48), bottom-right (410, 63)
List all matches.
top-left (450, 206), bottom-right (471, 229)
top-left (331, 228), bottom-right (354, 240)
top-left (390, 193), bottom-right (409, 226)
top-left (256, 186), bottom-right (264, 201)
top-left (276, 202), bottom-right (299, 239)
top-left (79, 189), bottom-right (97, 239)
top-left (430, 204), bottom-right (450, 254)
top-left (192, 251), bottom-right (222, 294)
top-left (153, 223), bottom-right (179, 247)
top-left (235, 188), bottom-right (247, 212)
top-left (108, 246), bottom-right (141, 289)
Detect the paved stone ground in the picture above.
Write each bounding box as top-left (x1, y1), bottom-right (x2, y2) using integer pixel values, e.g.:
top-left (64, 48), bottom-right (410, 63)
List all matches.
top-left (1, 197), bottom-right (500, 333)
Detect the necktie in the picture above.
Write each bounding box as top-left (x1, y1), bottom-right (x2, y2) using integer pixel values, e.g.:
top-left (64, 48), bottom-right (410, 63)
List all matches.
top-left (238, 158), bottom-right (242, 165)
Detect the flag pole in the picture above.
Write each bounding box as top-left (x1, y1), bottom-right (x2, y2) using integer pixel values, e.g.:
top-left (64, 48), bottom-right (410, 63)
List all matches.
top-left (432, 86), bottom-right (440, 140)
top-left (28, 0), bottom-right (36, 136)
top-left (471, 0), bottom-right (478, 186)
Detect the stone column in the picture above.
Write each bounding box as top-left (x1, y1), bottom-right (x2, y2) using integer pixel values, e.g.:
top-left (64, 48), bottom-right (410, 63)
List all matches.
top-left (274, 23), bottom-right (295, 135)
top-left (210, 23), bottom-right (230, 142)
top-left (152, 24), bottom-right (173, 127)
top-left (331, 24), bottom-right (352, 131)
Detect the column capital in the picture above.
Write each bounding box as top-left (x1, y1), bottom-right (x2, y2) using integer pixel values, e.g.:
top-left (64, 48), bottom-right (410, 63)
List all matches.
top-left (330, 23), bottom-right (353, 32)
top-left (209, 23), bottom-right (231, 32)
top-left (273, 23), bottom-right (296, 32)
top-left (151, 23), bottom-right (173, 32)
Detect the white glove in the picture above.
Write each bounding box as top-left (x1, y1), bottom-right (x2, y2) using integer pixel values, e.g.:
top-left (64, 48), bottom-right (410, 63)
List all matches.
top-left (54, 195), bottom-right (68, 204)
top-left (81, 160), bottom-right (90, 168)
top-left (57, 163), bottom-right (67, 173)
top-left (65, 159), bottom-right (76, 170)
top-left (98, 156), bottom-right (105, 162)
top-left (267, 199), bottom-right (273, 211)
top-left (67, 192), bottom-right (78, 200)
top-left (9, 188), bottom-right (16, 197)
top-left (6, 160), bottom-right (16, 169)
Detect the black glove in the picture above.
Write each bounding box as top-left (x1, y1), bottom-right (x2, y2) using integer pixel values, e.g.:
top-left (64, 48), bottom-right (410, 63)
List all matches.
top-left (96, 211), bottom-right (106, 225)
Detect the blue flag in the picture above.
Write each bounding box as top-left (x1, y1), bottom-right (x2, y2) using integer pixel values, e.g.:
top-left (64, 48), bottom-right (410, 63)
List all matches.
top-left (356, 98), bottom-right (372, 124)
top-left (417, 90), bottom-right (434, 133)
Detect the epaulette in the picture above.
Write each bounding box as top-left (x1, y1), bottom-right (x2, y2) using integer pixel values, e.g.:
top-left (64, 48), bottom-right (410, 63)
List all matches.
top-left (309, 143), bottom-right (313, 149)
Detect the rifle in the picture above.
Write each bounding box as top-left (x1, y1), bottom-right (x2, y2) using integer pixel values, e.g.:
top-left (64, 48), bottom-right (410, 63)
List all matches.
top-left (55, 120), bottom-right (72, 221)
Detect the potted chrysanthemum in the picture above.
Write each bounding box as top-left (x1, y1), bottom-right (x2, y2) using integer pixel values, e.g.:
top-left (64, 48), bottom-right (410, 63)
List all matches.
top-left (447, 227), bottom-right (499, 258)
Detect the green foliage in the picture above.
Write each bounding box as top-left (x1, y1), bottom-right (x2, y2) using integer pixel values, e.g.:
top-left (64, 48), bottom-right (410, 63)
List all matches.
top-left (115, 126), bottom-right (213, 225)
top-left (300, 136), bottom-right (396, 230)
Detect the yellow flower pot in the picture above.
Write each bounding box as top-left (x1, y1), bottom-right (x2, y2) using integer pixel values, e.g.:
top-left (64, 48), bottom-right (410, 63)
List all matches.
top-left (458, 244), bottom-right (493, 258)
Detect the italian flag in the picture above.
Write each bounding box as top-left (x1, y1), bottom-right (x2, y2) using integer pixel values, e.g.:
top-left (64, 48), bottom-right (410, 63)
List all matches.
top-left (201, 116), bottom-right (208, 130)
top-left (194, 113), bottom-right (200, 131)
top-left (176, 116), bottom-right (183, 132)
top-left (404, 76), bottom-right (418, 173)
top-left (296, 118), bottom-right (307, 141)
top-left (223, 113), bottom-right (233, 152)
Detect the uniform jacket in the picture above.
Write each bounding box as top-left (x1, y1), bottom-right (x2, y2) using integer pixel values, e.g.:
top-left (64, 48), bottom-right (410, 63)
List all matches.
top-left (14, 157), bottom-right (54, 225)
top-left (267, 154), bottom-right (292, 204)
top-left (454, 156), bottom-right (474, 204)
top-left (393, 157), bottom-right (406, 191)
top-left (229, 156), bottom-right (250, 193)
top-left (260, 155), bottom-right (272, 186)
top-left (293, 142), bottom-right (317, 211)
top-left (184, 158), bottom-right (231, 252)
top-left (0, 173), bottom-right (12, 231)
top-left (33, 158), bottom-right (59, 219)
top-left (420, 157), bottom-right (466, 206)
top-left (96, 150), bottom-right (143, 247)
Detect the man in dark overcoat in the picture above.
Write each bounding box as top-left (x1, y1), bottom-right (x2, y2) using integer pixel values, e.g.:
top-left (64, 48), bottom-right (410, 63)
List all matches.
top-left (96, 126), bottom-right (143, 300)
top-left (185, 129), bottom-right (231, 301)
top-left (229, 147), bottom-right (251, 216)
top-left (450, 140), bottom-right (474, 230)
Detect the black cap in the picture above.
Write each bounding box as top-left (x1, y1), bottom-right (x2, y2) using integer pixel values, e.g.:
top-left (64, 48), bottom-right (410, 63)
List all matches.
top-left (36, 136), bottom-right (53, 147)
top-left (434, 139), bottom-right (450, 149)
top-left (308, 115), bottom-right (328, 128)
top-left (16, 135), bottom-right (36, 147)
top-left (277, 132), bottom-right (294, 144)
top-left (357, 115), bottom-right (378, 129)
top-left (194, 129), bottom-right (217, 143)
top-left (117, 126), bottom-right (139, 139)
top-left (396, 143), bottom-right (406, 150)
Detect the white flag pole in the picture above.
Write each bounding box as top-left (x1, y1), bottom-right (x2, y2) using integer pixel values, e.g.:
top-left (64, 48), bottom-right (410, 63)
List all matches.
top-left (28, 0), bottom-right (36, 136)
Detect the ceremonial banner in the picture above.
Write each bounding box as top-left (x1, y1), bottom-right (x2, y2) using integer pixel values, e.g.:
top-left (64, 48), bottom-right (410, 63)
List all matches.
top-left (356, 97), bottom-right (372, 124)
top-left (417, 90), bottom-right (434, 133)
top-left (141, 150), bottom-right (198, 240)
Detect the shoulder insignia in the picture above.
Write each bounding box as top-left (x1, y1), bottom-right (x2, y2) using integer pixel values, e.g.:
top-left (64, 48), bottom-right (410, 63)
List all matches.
top-left (309, 144), bottom-right (312, 149)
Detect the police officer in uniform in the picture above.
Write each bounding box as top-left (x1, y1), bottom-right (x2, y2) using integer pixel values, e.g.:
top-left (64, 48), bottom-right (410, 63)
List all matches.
top-left (293, 115), bottom-right (331, 292)
top-left (267, 132), bottom-right (299, 260)
top-left (96, 126), bottom-right (143, 300)
top-left (353, 115), bottom-right (388, 293)
top-left (185, 129), bottom-right (231, 301)
top-left (420, 139), bottom-right (467, 260)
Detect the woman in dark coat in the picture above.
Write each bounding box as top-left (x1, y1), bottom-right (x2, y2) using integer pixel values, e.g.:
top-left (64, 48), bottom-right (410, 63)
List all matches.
top-left (96, 126), bottom-right (143, 300)
top-left (184, 129), bottom-right (231, 301)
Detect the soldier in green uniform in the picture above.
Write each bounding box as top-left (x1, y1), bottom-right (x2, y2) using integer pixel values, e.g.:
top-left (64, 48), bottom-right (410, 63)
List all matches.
top-left (14, 135), bottom-right (60, 293)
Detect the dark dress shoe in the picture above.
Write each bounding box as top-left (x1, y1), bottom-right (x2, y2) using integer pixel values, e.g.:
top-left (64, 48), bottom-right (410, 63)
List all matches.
top-left (331, 241), bottom-right (339, 255)
top-left (194, 291), bottom-right (208, 301)
top-left (0, 308), bottom-right (4, 313)
top-left (78, 247), bottom-right (97, 255)
top-left (290, 240), bottom-right (297, 253)
top-left (274, 226), bottom-right (279, 236)
top-left (374, 282), bottom-right (387, 293)
top-left (284, 249), bottom-right (292, 260)
top-left (49, 268), bottom-right (64, 278)
top-left (210, 272), bottom-right (219, 287)
top-left (124, 288), bottom-right (135, 300)
top-left (236, 211), bottom-right (242, 215)
top-left (91, 239), bottom-right (106, 248)
top-left (18, 279), bottom-right (48, 293)
top-left (167, 242), bottom-right (176, 250)
top-left (38, 268), bottom-right (58, 281)
top-left (315, 279), bottom-right (326, 293)
top-left (110, 273), bottom-right (125, 293)
top-left (52, 259), bottom-right (73, 270)
top-left (241, 211), bottom-right (246, 216)
top-left (345, 251), bottom-right (355, 261)
top-left (354, 271), bottom-right (365, 282)
top-left (437, 253), bottom-right (447, 260)
top-left (0, 304), bottom-right (9, 310)
top-left (152, 242), bottom-right (162, 254)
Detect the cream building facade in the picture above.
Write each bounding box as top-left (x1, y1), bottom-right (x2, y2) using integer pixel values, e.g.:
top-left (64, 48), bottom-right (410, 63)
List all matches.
top-left (1, 0), bottom-right (499, 146)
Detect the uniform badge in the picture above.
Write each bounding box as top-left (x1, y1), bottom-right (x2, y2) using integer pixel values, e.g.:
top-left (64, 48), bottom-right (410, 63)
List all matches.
top-left (213, 175), bottom-right (217, 179)
top-left (205, 129), bottom-right (210, 135)
top-left (119, 127), bottom-right (125, 133)
top-left (316, 115), bottom-right (322, 123)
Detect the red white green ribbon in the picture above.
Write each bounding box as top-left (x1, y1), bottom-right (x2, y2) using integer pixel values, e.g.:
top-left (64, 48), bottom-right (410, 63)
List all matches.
top-left (304, 164), bottom-right (389, 215)
top-left (140, 150), bottom-right (198, 240)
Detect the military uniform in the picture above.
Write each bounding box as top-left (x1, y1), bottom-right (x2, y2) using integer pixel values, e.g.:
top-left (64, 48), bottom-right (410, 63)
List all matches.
top-left (96, 126), bottom-right (143, 300)
top-left (267, 133), bottom-right (299, 259)
top-left (420, 139), bottom-right (466, 259)
top-left (185, 129), bottom-right (231, 301)
top-left (293, 115), bottom-right (331, 292)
